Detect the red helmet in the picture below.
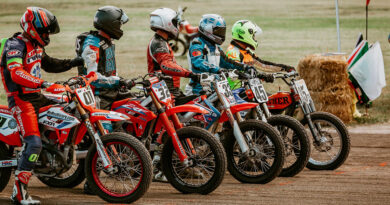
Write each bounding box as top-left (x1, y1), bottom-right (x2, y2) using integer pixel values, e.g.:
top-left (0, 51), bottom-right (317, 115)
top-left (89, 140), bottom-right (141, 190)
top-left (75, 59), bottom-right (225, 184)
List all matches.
top-left (20, 7), bottom-right (60, 47)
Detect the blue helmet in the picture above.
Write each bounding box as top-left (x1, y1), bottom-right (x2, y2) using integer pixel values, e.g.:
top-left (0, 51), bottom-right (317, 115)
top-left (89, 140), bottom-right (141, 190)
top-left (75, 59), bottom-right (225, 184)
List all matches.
top-left (198, 14), bottom-right (226, 45)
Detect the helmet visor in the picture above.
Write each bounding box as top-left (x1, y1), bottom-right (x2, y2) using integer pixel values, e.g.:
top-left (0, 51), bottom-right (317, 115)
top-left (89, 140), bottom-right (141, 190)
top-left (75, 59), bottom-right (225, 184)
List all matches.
top-left (120, 10), bottom-right (129, 24)
top-left (36, 18), bottom-right (60, 35)
top-left (213, 26), bottom-right (226, 39)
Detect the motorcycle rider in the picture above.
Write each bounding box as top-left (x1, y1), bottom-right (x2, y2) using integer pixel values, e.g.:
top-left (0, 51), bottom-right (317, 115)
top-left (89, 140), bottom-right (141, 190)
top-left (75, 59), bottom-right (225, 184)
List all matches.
top-left (0, 7), bottom-right (83, 205)
top-left (147, 8), bottom-right (200, 100)
top-left (185, 14), bottom-right (274, 95)
top-left (77, 5), bottom-right (132, 111)
top-left (76, 5), bottom-right (131, 194)
top-left (225, 20), bottom-right (295, 89)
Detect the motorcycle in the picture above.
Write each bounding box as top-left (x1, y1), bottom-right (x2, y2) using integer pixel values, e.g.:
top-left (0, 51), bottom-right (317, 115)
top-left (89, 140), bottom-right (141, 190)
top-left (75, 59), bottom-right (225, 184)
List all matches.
top-left (169, 6), bottom-right (199, 57)
top-left (267, 71), bottom-right (351, 170)
top-left (110, 73), bottom-right (226, 194)
top-left (230, 69), bottom-right (310, 177)
top-left (180, 70), bottom-right (285, 184)
top-left (0, 74), bottom-right (153, 203)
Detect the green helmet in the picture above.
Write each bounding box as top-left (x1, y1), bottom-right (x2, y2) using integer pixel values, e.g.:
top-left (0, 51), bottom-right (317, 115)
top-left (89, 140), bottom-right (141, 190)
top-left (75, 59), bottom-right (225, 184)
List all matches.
top-left (232, 20), bottom-right (262, 49)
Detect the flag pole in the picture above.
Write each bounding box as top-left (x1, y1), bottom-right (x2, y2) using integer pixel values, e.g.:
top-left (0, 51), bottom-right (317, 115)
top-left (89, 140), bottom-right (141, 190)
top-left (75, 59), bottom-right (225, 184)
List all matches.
top-left (335, 0), bottom-right (341, 52)
top-left (365, 4), bottom-right (368, 40)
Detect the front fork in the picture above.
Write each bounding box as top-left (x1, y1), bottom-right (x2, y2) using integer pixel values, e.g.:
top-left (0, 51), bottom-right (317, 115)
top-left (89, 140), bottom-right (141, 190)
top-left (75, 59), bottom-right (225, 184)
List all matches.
top-left (301, 101), bottom-right (322, 143)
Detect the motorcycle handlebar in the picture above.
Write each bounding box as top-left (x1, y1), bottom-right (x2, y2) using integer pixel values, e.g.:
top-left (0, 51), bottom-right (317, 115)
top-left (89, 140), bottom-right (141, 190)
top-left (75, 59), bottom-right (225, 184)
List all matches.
top-left (273, 71), bottom-right (299, 79)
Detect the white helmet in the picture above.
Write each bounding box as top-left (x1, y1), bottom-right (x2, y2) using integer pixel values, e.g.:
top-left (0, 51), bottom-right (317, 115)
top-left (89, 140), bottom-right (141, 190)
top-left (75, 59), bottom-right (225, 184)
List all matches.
top-left (150, 8), bottom-right (179, 38)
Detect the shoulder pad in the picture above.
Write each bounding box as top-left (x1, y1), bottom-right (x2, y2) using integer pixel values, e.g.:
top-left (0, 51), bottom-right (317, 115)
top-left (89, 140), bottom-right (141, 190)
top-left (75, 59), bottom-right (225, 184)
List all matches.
top-left (4, 38), bottom-right (25, 59)
top-left (150, 37), bottom-right (169, 54)
top-left (83, 35), bottom-right (101, 49)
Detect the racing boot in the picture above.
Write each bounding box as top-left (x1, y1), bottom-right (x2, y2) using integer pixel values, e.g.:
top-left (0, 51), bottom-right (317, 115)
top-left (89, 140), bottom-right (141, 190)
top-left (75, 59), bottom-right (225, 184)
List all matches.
top-left (83, 182), bottom-right (95, 195)
top-left (11, 170), bottom-right (40, 205)
top-left (152, 148), bottom-right (168, 183)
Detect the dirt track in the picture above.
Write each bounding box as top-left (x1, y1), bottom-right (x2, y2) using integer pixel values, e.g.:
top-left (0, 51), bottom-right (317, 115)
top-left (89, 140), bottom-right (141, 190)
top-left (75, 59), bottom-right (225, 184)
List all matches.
top-left (0, 125), bottom-right (389, 204)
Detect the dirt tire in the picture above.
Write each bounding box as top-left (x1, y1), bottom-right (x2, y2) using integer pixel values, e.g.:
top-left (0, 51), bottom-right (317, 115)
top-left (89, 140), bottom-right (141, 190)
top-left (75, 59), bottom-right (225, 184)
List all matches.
top-left (161, 126), bottom-right (226, 194)
top-left (267, 115), bottom-right (310, 177)
top-left (301, 111), bottom-right (350, 170)
top-left (85, 132), bottom-right (152, 203)
top-left (224, 119), bottom-right (284, 184)
top-left (168, 38), bottom-right (187, 57)
top-left (38, 160), bottom-right (85, 188)
top-left (0, 142), bottom-right (12, 192)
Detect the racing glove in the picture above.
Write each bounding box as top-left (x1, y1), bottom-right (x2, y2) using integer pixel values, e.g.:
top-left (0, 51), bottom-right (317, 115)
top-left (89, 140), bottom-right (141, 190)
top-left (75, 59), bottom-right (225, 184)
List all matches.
top-left (69, 57), bottom-right (84, 67)
top-left (258, 73), bottom-right (275, 83)
top-left (188, 72), bottom-right (201, 83)
top-left (120, 78), bottom-right (136, 89)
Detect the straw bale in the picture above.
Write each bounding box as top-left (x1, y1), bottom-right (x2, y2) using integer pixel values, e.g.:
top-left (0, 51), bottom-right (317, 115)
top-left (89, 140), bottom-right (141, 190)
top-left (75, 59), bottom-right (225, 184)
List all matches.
top-left (298, 54), bottom-right (349, 92)
top-left (298, 54), bottom-right (354, 123)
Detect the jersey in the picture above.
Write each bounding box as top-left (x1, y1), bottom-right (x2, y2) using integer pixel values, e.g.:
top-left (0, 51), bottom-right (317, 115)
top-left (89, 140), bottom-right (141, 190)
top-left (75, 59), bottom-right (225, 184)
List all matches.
top-left (78, 32), bottom-right (120, 92)
top-left (147, 34), bottom-right (191, 96)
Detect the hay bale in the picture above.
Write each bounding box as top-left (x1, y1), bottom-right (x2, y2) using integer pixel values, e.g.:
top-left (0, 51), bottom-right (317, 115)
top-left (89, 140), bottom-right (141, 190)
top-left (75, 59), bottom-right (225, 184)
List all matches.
top-left (297, 54), bottom-right (354, 123)
top-left (298, 54), bottom-right (348, 92)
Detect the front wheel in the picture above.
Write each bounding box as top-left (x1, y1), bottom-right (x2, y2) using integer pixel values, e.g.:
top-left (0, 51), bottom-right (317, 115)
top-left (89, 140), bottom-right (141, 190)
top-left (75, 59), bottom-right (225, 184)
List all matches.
top-left (267, 115), bottom-right (310, 177)
top-left (224, 120), bottom-right (285, 184)
top-left (162, 126), bottom-right (226, 194)
top-left (85, 132), bottom-right (153, 203)
top-left (301, 111), bottom-right (350, 170)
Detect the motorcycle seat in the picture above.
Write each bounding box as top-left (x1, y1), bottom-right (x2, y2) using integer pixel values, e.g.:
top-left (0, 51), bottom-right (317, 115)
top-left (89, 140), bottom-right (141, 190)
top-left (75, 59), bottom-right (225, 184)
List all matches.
top-left (174, 95), bottom-right (199, 106)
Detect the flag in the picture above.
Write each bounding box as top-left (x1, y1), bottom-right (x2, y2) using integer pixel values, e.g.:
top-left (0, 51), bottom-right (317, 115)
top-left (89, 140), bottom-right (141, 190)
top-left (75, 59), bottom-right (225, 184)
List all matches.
top-left (366, 0), bottom-right (371, 6)
top-left (348, 42), bottom-right (386, 102)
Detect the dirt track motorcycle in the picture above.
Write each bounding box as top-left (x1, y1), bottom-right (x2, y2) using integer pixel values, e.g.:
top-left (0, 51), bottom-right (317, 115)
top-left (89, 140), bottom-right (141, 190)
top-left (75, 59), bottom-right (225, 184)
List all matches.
top-left (180, 71), bottom-right (285, 184)
top-left (169, 6), bottom-right (198, 57)
top-left (267, 71), bottom-right (350, 170)
top-left (231, 69), bottom-right (310, 177)
top-left (0, 74), bottom-right (153, 203)
top-left (110, 73), bottom-right (226, 194)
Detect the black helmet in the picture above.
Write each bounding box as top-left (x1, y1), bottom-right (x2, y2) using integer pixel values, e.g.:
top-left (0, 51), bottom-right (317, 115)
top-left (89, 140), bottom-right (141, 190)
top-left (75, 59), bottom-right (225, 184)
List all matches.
top-left (94, 6), bottom-right (129, 40)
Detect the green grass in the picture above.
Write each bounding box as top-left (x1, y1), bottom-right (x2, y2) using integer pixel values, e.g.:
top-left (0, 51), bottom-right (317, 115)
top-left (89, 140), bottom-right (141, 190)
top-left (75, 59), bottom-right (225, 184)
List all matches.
top-left (0, 0), bottom-right (389, 124)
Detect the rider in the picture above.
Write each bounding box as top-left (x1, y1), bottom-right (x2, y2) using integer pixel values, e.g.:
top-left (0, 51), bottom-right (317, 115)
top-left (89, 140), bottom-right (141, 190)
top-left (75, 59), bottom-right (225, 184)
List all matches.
top-left (225, 20), bottom-right (295, 88)
top-left (147, 8), bottom-right (200, 99)
top-left (185, 14), bottom-right (273, 95)
top-left (0, 7), bottom-right (83, 205)
top-left (77, 6), bottom-right (132, 111)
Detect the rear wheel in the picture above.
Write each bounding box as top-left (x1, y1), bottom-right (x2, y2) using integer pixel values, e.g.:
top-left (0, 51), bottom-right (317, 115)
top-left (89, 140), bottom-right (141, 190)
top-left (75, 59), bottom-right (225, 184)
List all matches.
top-left (267, 115), bottom-right (310, 177)
top-left (0, 142), bottom-right (12, 192)
top-left (301, 112), bottom-right (350, 170)
top-left (85, 132), bottom-right (152, 203)
top-left (224, 120), bottom-right (284, 184)
top-left (162, 126), bottom-right (226, 194)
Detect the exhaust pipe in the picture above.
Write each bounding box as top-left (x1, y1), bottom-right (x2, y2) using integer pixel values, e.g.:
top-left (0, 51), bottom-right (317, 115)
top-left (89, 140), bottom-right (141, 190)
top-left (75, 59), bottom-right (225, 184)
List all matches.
top-left (76, 150), bottom-right (88, 159)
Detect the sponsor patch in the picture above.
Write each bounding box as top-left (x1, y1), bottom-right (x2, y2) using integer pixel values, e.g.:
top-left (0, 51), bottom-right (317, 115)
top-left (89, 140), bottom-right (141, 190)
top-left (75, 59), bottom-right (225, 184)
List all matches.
top-left (191, 50), bottom-right (202, 57)
top-left (6, 50), bottom-right (21, 57)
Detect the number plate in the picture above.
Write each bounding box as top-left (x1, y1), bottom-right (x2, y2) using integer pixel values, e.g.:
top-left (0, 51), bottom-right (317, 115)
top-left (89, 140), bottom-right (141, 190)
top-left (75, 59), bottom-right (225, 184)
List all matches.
top-left (294, 79), bottom-right (312, 104)
top-left (249, 78), bottom-right (268, 103)
top-left (151, 81), bottom-right (171, 103)
top-left (216, 80), bottom-right (236, 104)
top-left (76, 86), bottom-right (95, 107)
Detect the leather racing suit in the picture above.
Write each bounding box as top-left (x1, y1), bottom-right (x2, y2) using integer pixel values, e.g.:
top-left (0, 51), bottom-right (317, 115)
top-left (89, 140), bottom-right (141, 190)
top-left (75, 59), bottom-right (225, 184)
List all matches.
top-left (0, 32), bottom-right (81, 171)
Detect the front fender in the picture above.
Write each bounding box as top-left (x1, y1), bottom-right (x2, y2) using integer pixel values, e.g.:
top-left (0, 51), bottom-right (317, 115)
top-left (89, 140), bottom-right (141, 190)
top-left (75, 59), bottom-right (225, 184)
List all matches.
top-left (166, 104), bottom-right (209, 117)
top-left (90, 109), bottom-right (130, 123)
top-left (219, 102), bottom-right (258, 122)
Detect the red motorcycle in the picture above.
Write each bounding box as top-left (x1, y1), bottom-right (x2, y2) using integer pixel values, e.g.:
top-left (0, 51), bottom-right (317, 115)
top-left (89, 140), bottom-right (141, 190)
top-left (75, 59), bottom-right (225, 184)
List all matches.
top-left (169, 6), bottom-right (199, 56)
top-left (0, 74), bottom-right (153, 203)
top-left (267, 71), bottom-right (350, 170)
top-left (111, 73), bottom-right (226, 194)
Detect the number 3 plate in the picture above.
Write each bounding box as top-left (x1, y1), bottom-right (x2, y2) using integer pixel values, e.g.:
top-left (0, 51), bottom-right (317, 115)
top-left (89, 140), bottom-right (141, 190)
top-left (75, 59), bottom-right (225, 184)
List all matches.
top-left (151, 81), bottom-right (171, 103)
top-left (249, 78), bottom-right (268, 103)
top-left (216, 80), bottom-right (236, 104)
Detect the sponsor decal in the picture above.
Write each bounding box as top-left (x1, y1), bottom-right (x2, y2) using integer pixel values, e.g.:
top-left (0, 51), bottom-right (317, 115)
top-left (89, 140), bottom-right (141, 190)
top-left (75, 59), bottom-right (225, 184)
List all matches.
top-left (26, 49), bottom-right (42, 64)
top-left (192, 50), bottom-right (202, 57)
top-left (42, 120), bottom-right (55, 126)
top-left (47, 111), bottom-right (74, 121)
top-left (8, 64), bottom-right (19, 69)
top-left (267, 97), bottom-right (290, 105)
top-left (15, 71), bottom-right (41, 84)
top-left (1, 160), bottom-right (13, 167)
top-left (18, 172), bottom-right (31, 184)
top-left (6, 50), bottom-right (21, 57)
top-left (8, 119), bottom-right (17, 129)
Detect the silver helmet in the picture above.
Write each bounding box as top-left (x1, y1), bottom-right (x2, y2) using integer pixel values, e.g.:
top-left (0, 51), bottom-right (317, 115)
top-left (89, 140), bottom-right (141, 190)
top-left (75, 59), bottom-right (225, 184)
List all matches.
top-left (198, 14), bottom-right (226, 45)
top-left (150, 8), bottom-right (179, 38)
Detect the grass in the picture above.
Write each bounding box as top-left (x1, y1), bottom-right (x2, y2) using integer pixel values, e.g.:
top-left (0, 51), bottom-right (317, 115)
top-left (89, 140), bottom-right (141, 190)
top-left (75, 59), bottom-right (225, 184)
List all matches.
top-left (0, 0), bottom-right (389, 124)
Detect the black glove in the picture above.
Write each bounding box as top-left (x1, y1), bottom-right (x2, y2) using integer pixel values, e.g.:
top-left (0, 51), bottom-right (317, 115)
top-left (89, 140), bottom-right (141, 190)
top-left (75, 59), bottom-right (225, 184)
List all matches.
top-left (283, 66), bottom-right (295, 72)
top-left (120, 78), bottom-right (135, 89)
top-left (258, 73), bottom-right (275, 83)
top-left (41, 81), bottom-right (53, 88)
top-left (243, 64), bottom-right (255, 71)
top-left (217, 68), bottom-right (228, 74)
top-left (188, 72), bottom-right (201, 83)
top-left (69, 57), bottom-right (84, 67)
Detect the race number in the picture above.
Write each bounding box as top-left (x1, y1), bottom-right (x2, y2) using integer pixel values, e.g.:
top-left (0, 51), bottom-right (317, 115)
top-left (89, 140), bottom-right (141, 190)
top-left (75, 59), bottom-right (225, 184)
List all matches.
top-left (294, 79), bottom-right (312, 104)
top-left (151, 81), bottom-right (171, 103)
top-left (216, 80), bottom-right (236, 104)
top-left (249, 78), bottom-right (268, 103)
top-left (77, 86), bottom-right (95, 106)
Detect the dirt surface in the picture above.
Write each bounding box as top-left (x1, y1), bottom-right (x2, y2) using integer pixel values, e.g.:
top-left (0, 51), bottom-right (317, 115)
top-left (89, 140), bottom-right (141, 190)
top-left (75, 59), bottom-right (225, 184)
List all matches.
top-left (0, 124), bottom-right (389, 205)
